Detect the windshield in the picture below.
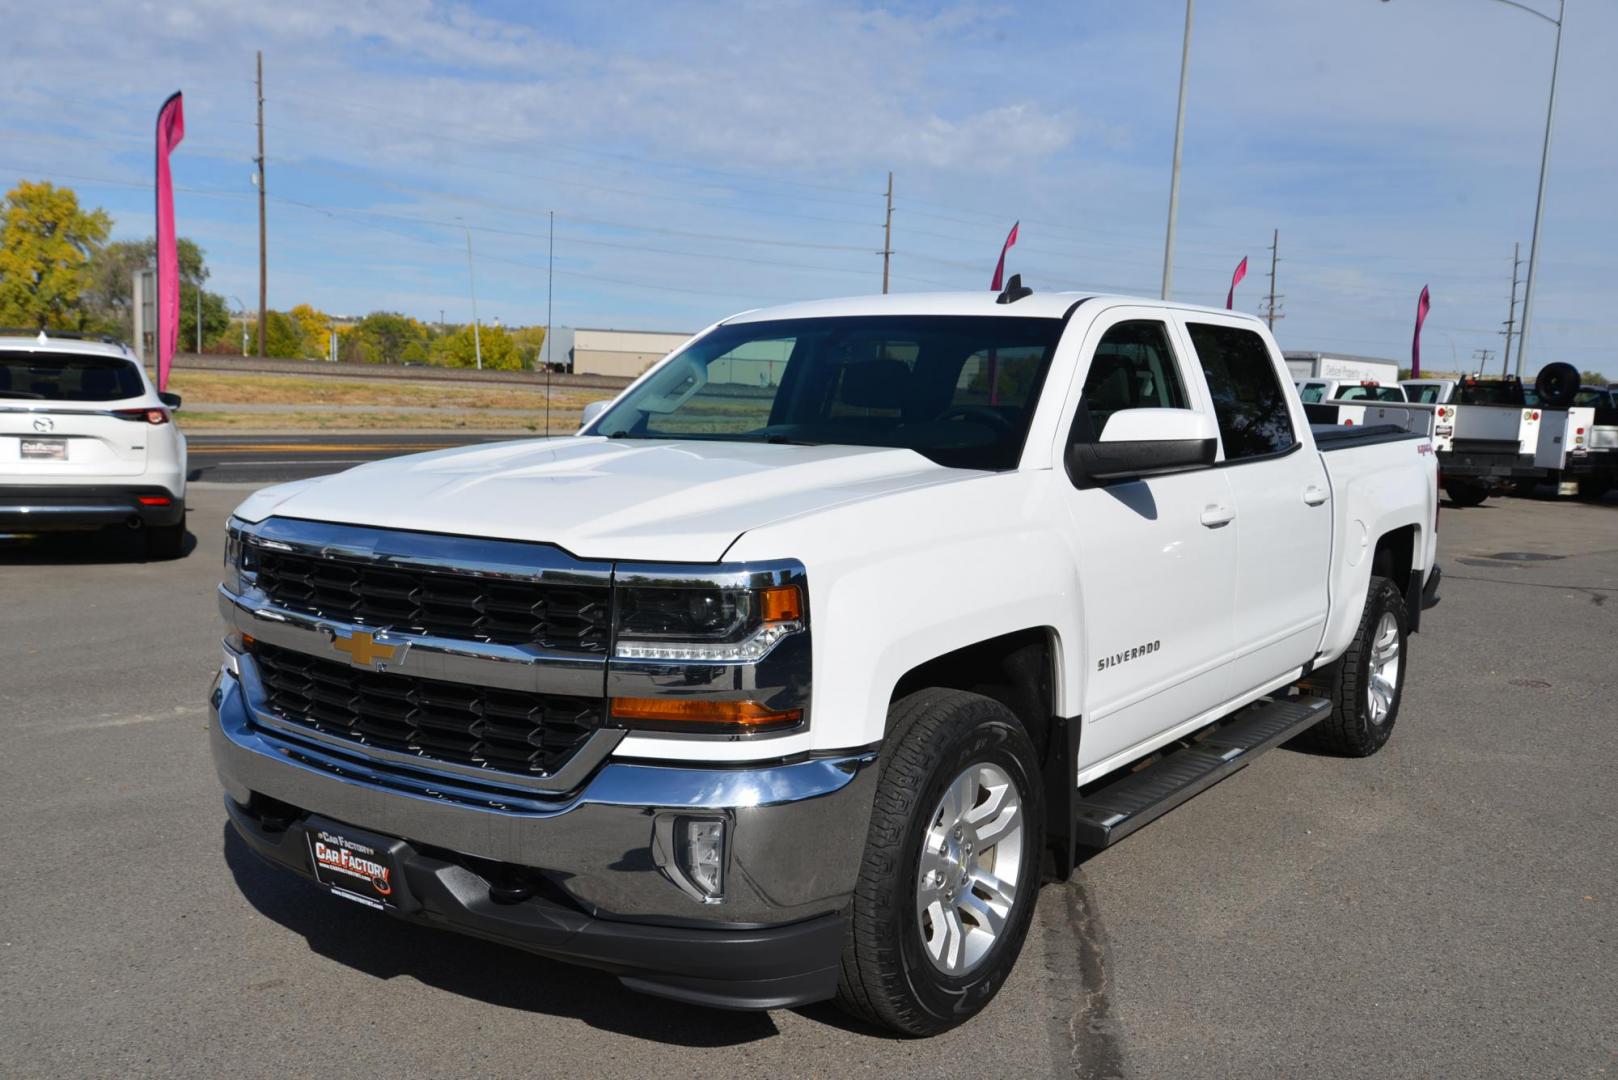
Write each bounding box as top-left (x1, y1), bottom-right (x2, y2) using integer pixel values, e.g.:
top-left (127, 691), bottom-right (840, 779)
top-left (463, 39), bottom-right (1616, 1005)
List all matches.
top-left (1335, 384), bottom-right (1405, 402)
top-left (1454, 379), bottom-right (1525, 407)
top-left (1298, 382), bottom-right (1326, 403)
top-left (588, 315), bottom-right (1066, 470)
top-left (0, 351), bottom-right (145, 401)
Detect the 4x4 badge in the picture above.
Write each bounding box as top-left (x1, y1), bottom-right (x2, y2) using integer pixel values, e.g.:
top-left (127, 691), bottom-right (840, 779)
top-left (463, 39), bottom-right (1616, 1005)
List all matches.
top-left (323, 627), bottom-right (409, 671)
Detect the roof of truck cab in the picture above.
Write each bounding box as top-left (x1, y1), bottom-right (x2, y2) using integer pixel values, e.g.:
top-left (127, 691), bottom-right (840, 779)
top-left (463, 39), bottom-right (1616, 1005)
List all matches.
top-left (719, 291), bottom-right (1268, 324)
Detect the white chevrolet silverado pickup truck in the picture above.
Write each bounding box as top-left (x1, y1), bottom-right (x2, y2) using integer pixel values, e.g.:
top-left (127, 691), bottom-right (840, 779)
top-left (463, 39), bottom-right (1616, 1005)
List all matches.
top-left (211, 288), bottom-right (1441, 1035)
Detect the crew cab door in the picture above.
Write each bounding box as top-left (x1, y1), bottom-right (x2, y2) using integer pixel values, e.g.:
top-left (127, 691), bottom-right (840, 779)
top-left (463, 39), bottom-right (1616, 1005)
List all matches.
top-left (1178, 317), bottom-right (1331, 690)
top-left (1055, 309), bottom-right (1238, 777)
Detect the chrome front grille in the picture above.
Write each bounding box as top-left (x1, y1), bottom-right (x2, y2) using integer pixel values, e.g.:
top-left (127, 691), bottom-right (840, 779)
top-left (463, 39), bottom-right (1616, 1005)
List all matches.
top-left (253, 547), bottom-right (610, 653)
top-left (251, 641), bottom-right (603, 776)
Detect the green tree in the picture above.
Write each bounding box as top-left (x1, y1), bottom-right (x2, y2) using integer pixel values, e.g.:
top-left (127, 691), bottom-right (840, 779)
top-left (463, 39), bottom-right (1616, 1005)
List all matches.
top-left (430, 323), bottom-right (521, 369)
top-left (1580, 370), bottom-right (1609, 385)
top-left (343, 311), bottom-right (430, 364)
top-left (0, 180), bottom-right (112, 328)
top-left (81, 236), bottom-right (211, 339)
top-left (180, 284), bottom-right (232, 353)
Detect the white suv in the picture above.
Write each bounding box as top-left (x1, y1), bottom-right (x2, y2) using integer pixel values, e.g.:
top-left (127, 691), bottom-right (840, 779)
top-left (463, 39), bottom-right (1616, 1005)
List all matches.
top-left (0, 331), bottom-right (188, 557)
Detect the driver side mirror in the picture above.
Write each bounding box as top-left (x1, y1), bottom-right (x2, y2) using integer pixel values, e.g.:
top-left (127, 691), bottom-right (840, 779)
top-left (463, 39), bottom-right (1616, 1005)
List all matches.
top-left (159, 391), bottom-right (182, 409)
top-left (579, 399), bottom-right (612, 431)
top-left (1066, 407), bottom-right (1217, 488)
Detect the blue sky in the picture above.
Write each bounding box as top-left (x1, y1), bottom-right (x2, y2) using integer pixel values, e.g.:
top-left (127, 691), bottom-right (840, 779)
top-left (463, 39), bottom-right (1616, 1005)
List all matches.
top-left (3, 0), bottom-right (1613, 374)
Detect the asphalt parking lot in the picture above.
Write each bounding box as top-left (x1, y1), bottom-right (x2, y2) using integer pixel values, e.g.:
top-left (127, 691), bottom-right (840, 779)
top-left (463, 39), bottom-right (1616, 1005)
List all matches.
top-left (1, 484), bottom-right (1614, 1079)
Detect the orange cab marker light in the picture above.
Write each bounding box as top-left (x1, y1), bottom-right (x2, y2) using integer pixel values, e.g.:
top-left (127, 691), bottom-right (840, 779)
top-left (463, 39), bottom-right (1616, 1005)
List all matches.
top-left (759, 584), bottom-right (803, 624)
top-left (610, 697), bottom-right (802, 729)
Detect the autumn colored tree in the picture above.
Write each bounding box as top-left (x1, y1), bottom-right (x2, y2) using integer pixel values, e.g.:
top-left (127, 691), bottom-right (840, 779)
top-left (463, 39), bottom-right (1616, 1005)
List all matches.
top-left (0, 180), bottom-right (112, 328)
top-left (288, 304), bottom-right (331, 358)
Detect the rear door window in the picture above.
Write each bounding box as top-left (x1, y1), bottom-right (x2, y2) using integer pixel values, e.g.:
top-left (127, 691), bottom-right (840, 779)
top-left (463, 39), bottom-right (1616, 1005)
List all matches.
top-left (1185, 323), bottom-right (1297, 460)
top-left (0, 352), bottom-right (145, 402)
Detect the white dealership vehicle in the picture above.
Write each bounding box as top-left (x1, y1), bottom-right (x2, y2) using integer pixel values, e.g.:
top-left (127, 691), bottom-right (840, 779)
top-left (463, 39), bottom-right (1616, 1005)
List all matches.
top-left (1524, 385), bottom-right (1618, 499)
top-left (1285, 350), bottom-right (1401, 386)
top-left (0, 331), bottom-right (187, 557)
top-left (1401, 374), bottom-right (1542, 506)
top-left (212, 287), bottom-right (1440, 1035)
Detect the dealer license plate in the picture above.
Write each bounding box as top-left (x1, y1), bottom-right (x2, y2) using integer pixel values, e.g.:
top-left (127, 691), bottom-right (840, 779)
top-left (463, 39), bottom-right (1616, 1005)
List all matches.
top-left (305, 820), bottom-right (408, 911)
top-left (20, 439), bottom-right (66, 460)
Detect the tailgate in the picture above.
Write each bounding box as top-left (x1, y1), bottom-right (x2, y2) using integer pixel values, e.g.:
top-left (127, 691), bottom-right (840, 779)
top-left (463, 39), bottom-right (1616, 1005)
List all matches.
top-left (0, 407), bottom-right (150, 481)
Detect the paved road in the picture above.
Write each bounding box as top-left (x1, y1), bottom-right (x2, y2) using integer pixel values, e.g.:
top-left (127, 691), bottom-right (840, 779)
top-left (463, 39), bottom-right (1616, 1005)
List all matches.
top-left (0, 488), bottom-right (1614, 1078)
top-left (185, 432), bottom-right (527, 484)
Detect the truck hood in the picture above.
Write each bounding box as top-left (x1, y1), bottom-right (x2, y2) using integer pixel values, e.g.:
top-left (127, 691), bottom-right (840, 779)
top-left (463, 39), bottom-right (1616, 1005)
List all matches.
top-left (232, 436), bottom-right (966, 562)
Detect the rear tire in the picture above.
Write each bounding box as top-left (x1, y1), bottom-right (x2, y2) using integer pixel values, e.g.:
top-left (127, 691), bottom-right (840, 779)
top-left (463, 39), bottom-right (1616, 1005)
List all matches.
top-left (1443, 480), bottom-right (1489, 508)
top-left (144, 522), bottom-right (186, 560)
top-left (1300, 576), bottom-right (1407, 757)
top-left (836, 688), bottom-right (1043, 1036)
top-left (1575, 477), bottom-right (1613, 501)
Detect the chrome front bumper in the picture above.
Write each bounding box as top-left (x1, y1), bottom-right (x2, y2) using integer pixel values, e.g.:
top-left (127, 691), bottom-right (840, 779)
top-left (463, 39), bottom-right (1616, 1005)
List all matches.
top-left (210, 668), bottom-right (877, 926)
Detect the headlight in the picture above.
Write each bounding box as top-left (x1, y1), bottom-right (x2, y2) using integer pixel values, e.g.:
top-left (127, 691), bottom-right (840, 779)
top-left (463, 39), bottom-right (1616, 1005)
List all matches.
top-left (614, 581), bottom-right (804, 662)
top-left (222, 520), bottom-right (261, 594)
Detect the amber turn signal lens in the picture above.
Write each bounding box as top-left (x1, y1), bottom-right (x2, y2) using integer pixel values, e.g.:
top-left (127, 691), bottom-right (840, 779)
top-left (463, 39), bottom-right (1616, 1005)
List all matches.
top-left (610, 697), bottom-right (802, 731)
top-left (759, 584), bottom-right (802, 623)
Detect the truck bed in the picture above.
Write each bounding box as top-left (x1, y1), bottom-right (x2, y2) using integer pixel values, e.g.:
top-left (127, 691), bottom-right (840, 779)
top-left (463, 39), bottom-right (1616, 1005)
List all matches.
top-left (1311, 423), bottom-right (1426, 450)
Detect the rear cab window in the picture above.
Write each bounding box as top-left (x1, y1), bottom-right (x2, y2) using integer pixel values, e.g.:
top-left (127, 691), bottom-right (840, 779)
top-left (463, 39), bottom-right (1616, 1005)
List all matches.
top-left (1184, 323), bottom-right (1297, 461)
top-left (0, 351), bottom-right (145, 402)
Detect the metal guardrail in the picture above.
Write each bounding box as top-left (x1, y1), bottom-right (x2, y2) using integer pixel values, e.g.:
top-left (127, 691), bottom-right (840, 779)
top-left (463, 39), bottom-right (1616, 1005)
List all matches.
top-left (169, 352), bottom-right (633, 393)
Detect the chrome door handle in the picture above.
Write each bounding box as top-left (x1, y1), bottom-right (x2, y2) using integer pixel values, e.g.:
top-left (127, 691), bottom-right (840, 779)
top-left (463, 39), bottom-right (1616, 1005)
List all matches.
top-left (1303, 485), bottom-right (1329, 506)
top-left (1200, 503), bottom-right (1235, 528)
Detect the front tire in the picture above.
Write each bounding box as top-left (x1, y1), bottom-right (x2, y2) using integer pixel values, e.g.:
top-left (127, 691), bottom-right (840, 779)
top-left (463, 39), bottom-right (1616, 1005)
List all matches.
top-left (836, 688), bottom-right (1044, 1036)
top-left (1300, 575), bottom-right (1408, 757)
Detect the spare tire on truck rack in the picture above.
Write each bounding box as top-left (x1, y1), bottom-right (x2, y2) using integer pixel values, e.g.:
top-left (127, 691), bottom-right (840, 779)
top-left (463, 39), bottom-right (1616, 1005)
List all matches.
top-left (1534, 361), bottom-right (1581, 409)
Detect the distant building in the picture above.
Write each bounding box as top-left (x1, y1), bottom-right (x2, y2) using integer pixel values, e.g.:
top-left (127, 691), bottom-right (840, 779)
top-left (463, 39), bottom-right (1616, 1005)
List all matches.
top-left (572, 328), bottom-right (693, 378)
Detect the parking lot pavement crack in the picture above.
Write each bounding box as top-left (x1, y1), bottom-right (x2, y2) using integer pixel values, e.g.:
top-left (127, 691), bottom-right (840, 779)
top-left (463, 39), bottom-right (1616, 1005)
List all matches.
top-left (1042, 873), bottom-right (1127, 1080)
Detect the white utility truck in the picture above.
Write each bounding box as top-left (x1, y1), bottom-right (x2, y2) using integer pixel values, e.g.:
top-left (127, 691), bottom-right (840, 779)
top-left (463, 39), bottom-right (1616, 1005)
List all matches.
top-left (212, 288), bottom-right (1441, 1035)
top-left (1401, 374), bottom-right (1542, 506)
top-left (1285, 350), bottom-right (1400, 386)
top-left (0, 330), bottom-right (188, 557)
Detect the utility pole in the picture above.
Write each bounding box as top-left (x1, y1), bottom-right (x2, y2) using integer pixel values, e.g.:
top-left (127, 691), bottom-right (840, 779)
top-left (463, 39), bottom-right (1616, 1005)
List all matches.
top-left (255, 50), bottom-right (267, 357)
top-left (1500, 241), bottom-right (1522, 378)
top-left (1161, 0), bottom-right (1194, 300)
top-left (1262, 229), bottom-right (1284, 329)
top-left (545, 209), bottom-right (554, 436)
top-left (880, 172), bottom-right (893, 294)
top-left (462, 223), bottom-right (482, 370)
top-left (1473, 348), bottom-right (1495, 371)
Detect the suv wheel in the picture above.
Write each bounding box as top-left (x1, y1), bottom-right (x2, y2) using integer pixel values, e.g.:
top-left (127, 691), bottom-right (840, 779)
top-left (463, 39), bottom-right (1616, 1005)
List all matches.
top-left (144, 522), bottom-right (186, 560)
top-left (836, 688), bottom-right (1043, 1036)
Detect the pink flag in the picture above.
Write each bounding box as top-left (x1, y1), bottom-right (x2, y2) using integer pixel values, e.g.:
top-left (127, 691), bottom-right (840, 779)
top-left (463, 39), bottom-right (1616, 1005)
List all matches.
top-left (1226, 256), bottom-right (1248, 310)
top-left (155, 91), bottom-right (185, 391)
top-left (1411, 284), bottom-right (1431, 378)
top-left (990, 221), bottom-right (1020, 291)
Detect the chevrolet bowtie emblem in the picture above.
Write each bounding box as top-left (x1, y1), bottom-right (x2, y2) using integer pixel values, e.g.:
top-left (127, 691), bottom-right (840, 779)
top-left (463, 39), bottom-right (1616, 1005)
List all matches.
top-left (327, 628), bottom-right (408, 670)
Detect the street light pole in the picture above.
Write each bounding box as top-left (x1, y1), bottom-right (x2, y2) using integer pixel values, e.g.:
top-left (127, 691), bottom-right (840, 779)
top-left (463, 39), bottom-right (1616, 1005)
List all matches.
top-left (461, 221), bottom-right (483, 371)
top-left (1161, 0), bottom-right (1194, 300)
top-left (1514, 0), bottom-right (1563, 377)
top-left (226, 295), bottom-right (246, 357)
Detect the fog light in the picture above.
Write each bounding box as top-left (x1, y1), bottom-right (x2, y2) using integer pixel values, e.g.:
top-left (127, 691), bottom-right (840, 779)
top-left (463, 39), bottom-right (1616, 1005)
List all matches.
top-left (677, 817), bottom-right (726, 900)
